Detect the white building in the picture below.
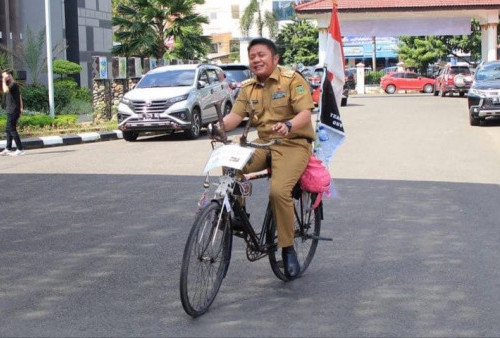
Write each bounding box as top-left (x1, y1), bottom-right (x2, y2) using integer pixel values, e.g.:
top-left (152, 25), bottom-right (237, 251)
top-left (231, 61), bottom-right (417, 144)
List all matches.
top-left (195, 0), bottom-right (297, 64)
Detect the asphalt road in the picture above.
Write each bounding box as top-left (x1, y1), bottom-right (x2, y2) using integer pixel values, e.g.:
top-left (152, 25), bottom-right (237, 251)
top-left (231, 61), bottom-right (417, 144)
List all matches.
top-left (0, 94), bottom-right (499, 337)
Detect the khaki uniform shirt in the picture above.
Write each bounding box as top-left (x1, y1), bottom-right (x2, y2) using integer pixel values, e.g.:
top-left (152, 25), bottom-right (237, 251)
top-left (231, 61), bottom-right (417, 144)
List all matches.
top-left (232, 66), bottom-right (315, 141)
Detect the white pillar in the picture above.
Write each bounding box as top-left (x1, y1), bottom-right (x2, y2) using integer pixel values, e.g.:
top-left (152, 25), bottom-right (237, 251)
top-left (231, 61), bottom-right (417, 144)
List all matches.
top-left (481, 24), bottom-right (489, 61)
top-left (318, 28), bottom-right (328, 66)
top-left (239, 39), bottom-right (250, 65)
top-left (356, 62), bottom-right (365, 95)
top-left (487, 23), bottom-right (498, 61)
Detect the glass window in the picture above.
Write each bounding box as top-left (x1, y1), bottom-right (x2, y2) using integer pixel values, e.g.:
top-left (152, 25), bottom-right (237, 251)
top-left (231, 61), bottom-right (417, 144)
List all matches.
top-left (206, 69), bottom-right (219, 83)
top-left (136, 69), bottom-right (195, 88)
top-left (231, 5), bottom-right (239, 19)
top-left (405, 73), bottom-right (418, 79)
top-left (199, 70), bottom-right (209, 83)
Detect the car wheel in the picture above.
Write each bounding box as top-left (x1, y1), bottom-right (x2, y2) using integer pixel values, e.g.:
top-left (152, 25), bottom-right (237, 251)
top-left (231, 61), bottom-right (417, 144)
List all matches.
top-left (439, 88), bottom-right (446, 97)
top-left (459, 92), bottom-right (465, 97)
top-left (385, 84), bottom-right (396, 94)
top-left (341, 97), bottom-right (347, 106)
top-left (185, 108), bottom-right (201, 139)
top-left (223, 102), bottom-right (232, 116)
top-left (433, 87), bottom-right (439, 96)
top-left (123, 131), bottom-right (139, 142)
top-left (469, 114), bottom-right (480, 126)
top-left (423, 84), bottom-right (434, 93)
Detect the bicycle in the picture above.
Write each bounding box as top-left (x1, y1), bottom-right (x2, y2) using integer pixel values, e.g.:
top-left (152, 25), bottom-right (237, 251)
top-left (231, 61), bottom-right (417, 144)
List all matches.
top-left (179, 104), bottom-right (331, 318)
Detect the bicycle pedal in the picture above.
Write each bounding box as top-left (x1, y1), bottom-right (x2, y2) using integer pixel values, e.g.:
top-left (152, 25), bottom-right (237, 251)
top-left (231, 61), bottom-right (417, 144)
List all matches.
top-left (312, 235), bottom-right (333, 241)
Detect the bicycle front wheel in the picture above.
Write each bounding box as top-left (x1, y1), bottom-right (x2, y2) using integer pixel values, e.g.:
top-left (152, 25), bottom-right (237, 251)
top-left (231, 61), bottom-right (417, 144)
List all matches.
top-left (267, 191), bottom-right (321, 281)
top-left (180, 201), bottom-right (232, 317)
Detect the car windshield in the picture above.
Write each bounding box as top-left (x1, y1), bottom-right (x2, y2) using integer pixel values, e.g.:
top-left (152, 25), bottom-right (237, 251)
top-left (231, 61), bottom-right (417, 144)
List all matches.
top-left (136, 69), bottom-right (195, 88)
top-left (224, 69), bottom-right (251, 83)
top-left (475, 64), bottom-right (500, 81)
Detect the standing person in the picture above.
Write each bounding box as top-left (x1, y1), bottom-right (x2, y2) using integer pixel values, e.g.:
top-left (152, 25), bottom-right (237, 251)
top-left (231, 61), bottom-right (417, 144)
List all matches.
top-left (1, 69), bottom-right (25, 156)
top-left (217, 38), bottom-right (315, 280)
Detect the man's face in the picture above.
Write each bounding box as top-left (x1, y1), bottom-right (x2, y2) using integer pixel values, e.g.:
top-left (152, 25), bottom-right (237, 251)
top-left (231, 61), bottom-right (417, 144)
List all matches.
top-left (248, 44), bottom-right (279, 81)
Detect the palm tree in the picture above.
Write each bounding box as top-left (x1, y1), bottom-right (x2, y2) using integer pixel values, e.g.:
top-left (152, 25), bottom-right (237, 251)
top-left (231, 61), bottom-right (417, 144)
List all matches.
top-left (112, 0), bottom-right (210, 60)
top-left (240, 0), bottom-right (278, 39)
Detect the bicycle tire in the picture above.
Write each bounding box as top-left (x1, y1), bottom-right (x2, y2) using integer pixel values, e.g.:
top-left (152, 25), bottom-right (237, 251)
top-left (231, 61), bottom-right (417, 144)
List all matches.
top-left (267, 191), bottom-right (321, 281)
top-left (180, 201), bottom-right (231, 317)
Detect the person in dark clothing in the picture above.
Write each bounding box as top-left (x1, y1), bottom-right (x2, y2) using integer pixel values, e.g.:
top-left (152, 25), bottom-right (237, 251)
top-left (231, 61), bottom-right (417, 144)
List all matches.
top-left (1, 69), bottom-right (25, 156)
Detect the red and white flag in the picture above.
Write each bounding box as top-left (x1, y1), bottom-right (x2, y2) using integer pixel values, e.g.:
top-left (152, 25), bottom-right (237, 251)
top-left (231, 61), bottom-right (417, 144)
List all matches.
top-left (324, 4), bottom-right (345, 108)
top-left (314, 4), bottom-right (346, 169)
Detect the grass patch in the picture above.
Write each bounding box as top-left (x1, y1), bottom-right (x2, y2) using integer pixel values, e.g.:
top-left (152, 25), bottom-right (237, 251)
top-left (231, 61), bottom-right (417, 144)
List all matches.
top-left (0, 112), bottom-right (118, 139)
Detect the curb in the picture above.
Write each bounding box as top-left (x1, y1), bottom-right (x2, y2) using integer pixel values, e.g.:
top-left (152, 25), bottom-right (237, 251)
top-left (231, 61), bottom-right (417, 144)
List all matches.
top-left (0, 130), bottom-right (123, 150)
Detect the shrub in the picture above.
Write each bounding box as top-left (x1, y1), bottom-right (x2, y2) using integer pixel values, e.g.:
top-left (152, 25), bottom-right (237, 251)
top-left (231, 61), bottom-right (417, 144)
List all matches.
top-left (365, 71), bottom-right (384, 85)
top-left (53, 114), bottom-right (78, 127)
top-left (75, 87), bottom-right (92, 102)
top-left (21, 85), bottom-right (48, 112)
top-left (59, 99), bottom-right (92, 115)
top-left (54, 82), bottom-right (74, 112)
top-left (53, 59), bottom-right (82, 77)
top-left (17, 114), bottom-right (53, 128)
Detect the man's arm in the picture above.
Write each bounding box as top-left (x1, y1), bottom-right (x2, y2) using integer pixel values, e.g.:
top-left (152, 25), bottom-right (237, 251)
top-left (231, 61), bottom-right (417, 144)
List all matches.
top-left (19, 93), bottom-right (23, 115)
top-left (221, 112), bottom-right (243, 131)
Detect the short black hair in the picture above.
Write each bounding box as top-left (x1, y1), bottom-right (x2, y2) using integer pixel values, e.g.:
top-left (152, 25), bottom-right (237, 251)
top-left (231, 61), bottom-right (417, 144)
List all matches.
top-left (1, 69), bottom-right (14, 76)
top-left (247, 38), bottom-right (278, 56)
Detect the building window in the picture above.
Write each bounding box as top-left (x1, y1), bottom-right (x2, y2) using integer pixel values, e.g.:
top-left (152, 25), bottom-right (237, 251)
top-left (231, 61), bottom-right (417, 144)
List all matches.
top-left (210, 43), bottom-right (218, 54)
top-left (272, 1), bottom-right (294, 21)
top-left (231, 5), bottom-right (239, 19)
top-left (230, 40), bottom-right (239, 53)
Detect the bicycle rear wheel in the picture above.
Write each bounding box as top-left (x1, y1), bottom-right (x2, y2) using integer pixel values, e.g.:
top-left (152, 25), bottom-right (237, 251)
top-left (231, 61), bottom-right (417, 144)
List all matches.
top-left (180, 201), bottom-right (232, 317)
top-left (267, 190), bottom-right (321, 281)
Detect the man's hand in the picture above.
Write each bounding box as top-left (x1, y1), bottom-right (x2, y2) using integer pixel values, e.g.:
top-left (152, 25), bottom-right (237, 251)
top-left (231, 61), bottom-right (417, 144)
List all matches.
top-left (207, 123), bottom-right (226, 141)
top-left (272, 121), bottom-right (291, 136)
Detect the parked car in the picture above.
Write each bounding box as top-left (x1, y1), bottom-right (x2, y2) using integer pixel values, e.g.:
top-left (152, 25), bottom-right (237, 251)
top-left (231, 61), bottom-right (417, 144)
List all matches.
top-left (380, 71), bottom-right (435, 94)
top-left (117, 64), bottom-right (233, 141)
top-left (467, 60), bottom-right (500, 126)
top-left (308, 67), bottom-right (351, 106)
top-left (218, 64), bottom-right (252, 100)
top-left (434, 65), bottom-right (473, 97)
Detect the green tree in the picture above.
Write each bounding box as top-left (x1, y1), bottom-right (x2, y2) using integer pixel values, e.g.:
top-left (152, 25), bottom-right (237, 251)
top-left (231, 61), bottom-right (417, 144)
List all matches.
top-left (0, 26), bottom-right (66, 85)
top-left (112, 0), bottom-right (210, 60)
top-left (397, 36), bottom-right (449, 73)
top-left (240, 0), bottom-right (278, 39)
top-left (53, 59), bottom-right (82, 78)
top-left (276, 20), bottom-right (318, 65)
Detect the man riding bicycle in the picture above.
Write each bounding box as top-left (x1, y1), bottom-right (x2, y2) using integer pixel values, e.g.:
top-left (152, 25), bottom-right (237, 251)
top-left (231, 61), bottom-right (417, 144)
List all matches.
top-left (214, 38), bottom-right (315, 280)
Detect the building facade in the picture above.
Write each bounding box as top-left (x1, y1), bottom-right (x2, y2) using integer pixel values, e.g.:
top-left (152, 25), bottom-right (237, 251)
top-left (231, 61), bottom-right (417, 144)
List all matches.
top-left (0, 0), bottom-right (112, 88)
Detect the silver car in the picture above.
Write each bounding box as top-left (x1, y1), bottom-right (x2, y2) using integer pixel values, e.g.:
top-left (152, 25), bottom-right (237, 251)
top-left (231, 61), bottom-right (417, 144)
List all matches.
top-left (118, 64), bottom-right (233, 141)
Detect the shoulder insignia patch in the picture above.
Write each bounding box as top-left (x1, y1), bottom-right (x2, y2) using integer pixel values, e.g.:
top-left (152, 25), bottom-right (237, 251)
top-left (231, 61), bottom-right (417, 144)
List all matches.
top-left (279, 66), bottom-right (295, 78)
top-left (241, 78), bottom-right (256, 87)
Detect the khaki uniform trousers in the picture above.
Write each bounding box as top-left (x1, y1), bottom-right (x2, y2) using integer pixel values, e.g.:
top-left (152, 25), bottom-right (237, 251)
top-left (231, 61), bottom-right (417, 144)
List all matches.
top-left (242, 138), bottom-right (311, 248)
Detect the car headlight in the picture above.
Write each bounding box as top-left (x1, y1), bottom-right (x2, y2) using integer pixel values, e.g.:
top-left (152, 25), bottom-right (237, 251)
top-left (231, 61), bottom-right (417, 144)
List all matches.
top-left (167, 94), bottom-right (189, 104)
top-left (120, 97), bottom-right (135, 111)
top-left (468, 88), bottom-right (487, 98)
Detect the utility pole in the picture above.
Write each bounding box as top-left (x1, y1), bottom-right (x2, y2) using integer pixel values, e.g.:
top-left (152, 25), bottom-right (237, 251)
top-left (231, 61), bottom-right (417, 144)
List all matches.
top-left (45, 0), bottom-right (55, 118)
top-left (371, 36), bottom-right (377, 71)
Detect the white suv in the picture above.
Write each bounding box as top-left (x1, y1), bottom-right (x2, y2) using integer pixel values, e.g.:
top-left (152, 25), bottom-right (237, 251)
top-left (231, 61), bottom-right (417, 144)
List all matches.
top-left (118, 64), bottom-right (233, 141)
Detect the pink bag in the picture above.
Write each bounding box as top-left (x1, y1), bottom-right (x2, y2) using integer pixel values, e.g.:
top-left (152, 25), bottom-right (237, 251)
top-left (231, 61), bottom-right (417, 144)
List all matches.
top-left (299, 155), bottom-right (331, 210)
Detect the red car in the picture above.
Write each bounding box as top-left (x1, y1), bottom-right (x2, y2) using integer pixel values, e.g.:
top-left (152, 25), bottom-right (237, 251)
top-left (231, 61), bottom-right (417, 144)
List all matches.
top-left (433, 65), bottom-right (473, 97)
top-left (380, 71), bottom-right (435, 94)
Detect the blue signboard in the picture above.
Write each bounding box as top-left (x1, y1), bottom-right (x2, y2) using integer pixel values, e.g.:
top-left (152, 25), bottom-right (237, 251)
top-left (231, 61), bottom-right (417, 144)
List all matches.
top-left (343, 37), bottom-right (399, 59)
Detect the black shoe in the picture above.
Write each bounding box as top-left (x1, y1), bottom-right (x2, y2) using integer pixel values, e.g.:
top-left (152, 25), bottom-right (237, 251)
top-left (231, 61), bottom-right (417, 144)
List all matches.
top-left (282, 246), bottom-right (300, 280)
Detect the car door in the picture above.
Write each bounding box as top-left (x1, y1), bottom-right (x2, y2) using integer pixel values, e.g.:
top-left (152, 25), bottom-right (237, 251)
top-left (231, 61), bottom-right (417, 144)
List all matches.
top-left (205, 68), bottom-right (223, 121)
top-left (197, 69), bottom-right (216, 122)
top-left (403, 72), bottom-right (419, 89)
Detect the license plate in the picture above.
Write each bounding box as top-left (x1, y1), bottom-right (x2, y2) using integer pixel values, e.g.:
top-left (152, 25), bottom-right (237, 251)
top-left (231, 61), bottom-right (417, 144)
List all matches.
top-left (144, 113), bottom-right (159, 119)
